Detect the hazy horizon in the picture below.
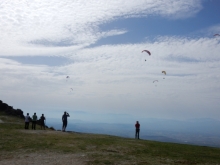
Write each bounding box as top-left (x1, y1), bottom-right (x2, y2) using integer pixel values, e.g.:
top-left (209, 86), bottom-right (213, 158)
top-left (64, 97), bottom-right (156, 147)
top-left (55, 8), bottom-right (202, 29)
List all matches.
top-left (46, 116), bottom-right (220, 148)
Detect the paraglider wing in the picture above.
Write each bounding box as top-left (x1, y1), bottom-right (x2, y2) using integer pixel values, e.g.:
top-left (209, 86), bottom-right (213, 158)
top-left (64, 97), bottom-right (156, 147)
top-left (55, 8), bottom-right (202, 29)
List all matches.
top-left (142, 50), bottom-right (151, 55)
top-left (66, 76), bottom-right (70, 81)
top-left (153, 80), bottom-right (158, 83)
top-left (214, 34), bottom-right (220, 37)
top-left (162, 71), bottom-right (166, 75)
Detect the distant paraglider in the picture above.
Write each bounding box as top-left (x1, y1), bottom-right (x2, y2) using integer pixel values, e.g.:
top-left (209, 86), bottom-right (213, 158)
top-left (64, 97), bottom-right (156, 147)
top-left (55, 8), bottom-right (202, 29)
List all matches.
top-left (162, 71), bottom-right (166, 79)
top-left (153, 80), bottom-right (158, 86)
top-left (142, 50), bottom-right (151, 55)
top-left (162, 71), bottom-right (166, 75)
top-left (214, 34), bottom-right (220, 37)
top-left (142, 50), bottom-right (151, 61)
top-left (66, 76), bottom-right (70, 81)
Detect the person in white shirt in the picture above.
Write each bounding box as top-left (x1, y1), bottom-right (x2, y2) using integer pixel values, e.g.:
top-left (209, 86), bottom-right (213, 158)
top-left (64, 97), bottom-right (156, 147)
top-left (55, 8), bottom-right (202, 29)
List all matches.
top-left (24, 113), bottom-right (30, 129)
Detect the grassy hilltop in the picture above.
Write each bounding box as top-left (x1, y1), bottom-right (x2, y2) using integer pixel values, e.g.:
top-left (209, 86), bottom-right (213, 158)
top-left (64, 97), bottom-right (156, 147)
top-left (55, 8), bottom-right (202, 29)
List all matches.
top-left (0, 111), bottom-right (220, 165)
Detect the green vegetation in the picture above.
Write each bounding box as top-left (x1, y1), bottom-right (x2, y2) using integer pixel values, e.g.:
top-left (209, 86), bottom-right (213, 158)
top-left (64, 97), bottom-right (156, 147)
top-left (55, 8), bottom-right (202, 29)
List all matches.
top-left (0, 111), bottom-right (220, 165)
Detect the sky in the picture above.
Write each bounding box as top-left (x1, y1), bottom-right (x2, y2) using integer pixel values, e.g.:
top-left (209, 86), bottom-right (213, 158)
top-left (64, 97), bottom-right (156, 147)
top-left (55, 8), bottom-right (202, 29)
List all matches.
top-left (0, 0), bottom-right (220, 123)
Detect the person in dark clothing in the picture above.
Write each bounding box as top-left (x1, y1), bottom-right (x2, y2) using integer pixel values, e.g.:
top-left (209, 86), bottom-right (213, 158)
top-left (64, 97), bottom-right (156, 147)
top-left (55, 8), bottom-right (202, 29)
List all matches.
top-left (62, 111), bottom-right (70, 132)
top-left (24, 113), bottom-right (30, 129)
top-left (135, 121), bottom-right (140, 139)
top-left (40, 114), bottom-right (46, 130)
top-left (32, 113), bottom-right (37, 130)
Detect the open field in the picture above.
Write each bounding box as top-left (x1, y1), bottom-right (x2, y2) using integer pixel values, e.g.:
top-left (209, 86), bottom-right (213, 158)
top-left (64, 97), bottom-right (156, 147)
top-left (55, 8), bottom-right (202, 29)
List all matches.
top-left (1, 111), bottom-right (220, 165)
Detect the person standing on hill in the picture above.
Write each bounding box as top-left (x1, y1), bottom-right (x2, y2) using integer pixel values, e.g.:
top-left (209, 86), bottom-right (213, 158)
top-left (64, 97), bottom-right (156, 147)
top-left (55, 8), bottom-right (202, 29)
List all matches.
top-left (24, 113), bottom-right (30, 129)
top-left (62, 111), bottom-right (70, 132)
top-left (40, 114), bottom-right (46, 130)
top-left (135, 121), bottom-right (140, 139)
top-left (32, 113), bottom-right (37, 130)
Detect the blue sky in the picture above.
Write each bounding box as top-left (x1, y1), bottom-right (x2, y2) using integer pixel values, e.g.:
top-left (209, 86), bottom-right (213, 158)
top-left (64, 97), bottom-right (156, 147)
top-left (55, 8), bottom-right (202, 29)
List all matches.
top-left (0, 0), bottom-right (220, 123)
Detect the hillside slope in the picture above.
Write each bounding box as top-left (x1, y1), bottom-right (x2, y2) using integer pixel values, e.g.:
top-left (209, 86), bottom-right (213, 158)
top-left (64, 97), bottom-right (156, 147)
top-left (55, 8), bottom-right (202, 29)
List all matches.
top-left (1, 111), bottom-right (220, 165)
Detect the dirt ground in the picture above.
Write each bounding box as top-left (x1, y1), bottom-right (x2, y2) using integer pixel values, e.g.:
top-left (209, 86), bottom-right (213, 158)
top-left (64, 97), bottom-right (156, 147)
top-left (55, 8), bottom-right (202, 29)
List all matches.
top-left (0, 118), bottom-right (88, 165)
top-left (0, 152), bottom-right (88, 165)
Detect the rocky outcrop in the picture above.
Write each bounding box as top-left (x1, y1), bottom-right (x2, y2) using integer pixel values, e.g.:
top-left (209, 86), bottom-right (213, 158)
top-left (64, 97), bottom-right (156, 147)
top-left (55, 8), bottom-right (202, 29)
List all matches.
top-left (0, 100), bottom-right (24, 118)
top-left (0, 100), bottom-right (50, 129)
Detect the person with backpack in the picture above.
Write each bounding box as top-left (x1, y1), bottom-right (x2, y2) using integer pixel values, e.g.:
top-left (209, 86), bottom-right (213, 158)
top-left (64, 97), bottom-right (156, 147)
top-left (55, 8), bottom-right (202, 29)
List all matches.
top-left (40, 114), bottom-right (46, 130)
top-left (32, 113), bottom-right (37, 130)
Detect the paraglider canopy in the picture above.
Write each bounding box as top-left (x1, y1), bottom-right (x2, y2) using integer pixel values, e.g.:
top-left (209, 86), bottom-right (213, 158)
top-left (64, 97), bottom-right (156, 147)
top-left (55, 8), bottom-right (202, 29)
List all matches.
top-left (142, 50), bottom-right (151, 55)
top-left (162, 71), bottom-right (166, 75)
top-left (214, 34), bottom-right (220, 37)
top-left (66, 76), bottom-right (70, 81)
top-left (153, 80), bottom-right (158, 86)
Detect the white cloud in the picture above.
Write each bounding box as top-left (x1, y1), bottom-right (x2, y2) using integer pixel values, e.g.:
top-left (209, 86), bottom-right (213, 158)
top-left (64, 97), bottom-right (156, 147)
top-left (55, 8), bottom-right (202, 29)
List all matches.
top-left (207, 24), bottom-right (220, 36)
top-left (0, 0), bottom-right (202, 56)
top-left (1, 35), bottom-right (220, 119)
top-left (195, 24), bottom-right (220, 37)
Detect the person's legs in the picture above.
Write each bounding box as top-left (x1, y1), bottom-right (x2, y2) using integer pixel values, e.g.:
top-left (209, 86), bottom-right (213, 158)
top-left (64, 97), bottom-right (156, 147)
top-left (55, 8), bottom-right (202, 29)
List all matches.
top-left (25, 122), bottom-right (29, 129)
top-left (137, 129), bottom-right (140, 139)
top-left (32, 121), bottom-right (36, 130)
top-left (27, 122), bottom-right (29, 129)
top-left (65, 121), bottom-right (67, 131)
top-left (41, 122), bottom-right (43, 129)
top-left (63, 121), bottom-right (67, 131)
top-left (65, 121), bottom-right (67, 129)
top-left (63, 123), bottom-right (67, 131)
top-left (62, 122), bottom-right (65, 131)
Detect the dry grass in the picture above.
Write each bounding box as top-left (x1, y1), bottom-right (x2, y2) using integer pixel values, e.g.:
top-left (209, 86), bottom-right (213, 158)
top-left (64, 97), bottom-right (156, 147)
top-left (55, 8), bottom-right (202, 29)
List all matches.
top-left (1, 111), bottom-right (220, 165)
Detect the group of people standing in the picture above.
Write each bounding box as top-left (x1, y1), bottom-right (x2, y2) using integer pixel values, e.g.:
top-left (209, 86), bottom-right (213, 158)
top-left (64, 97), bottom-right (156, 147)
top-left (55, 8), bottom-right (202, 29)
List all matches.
top-left (24, 113), bottom-right (46, 130)
top-left (24, 111), bottom-right (140, 140)
top-left (24, 111), bottom-right (70, 131)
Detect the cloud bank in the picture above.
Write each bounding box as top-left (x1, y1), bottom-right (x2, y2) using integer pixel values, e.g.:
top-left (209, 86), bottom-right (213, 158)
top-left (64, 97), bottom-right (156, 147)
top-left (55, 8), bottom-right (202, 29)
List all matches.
top-left (1, 0), bottom-right (220, 120)
top-left (0, 0), bottom-right (202, 55)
